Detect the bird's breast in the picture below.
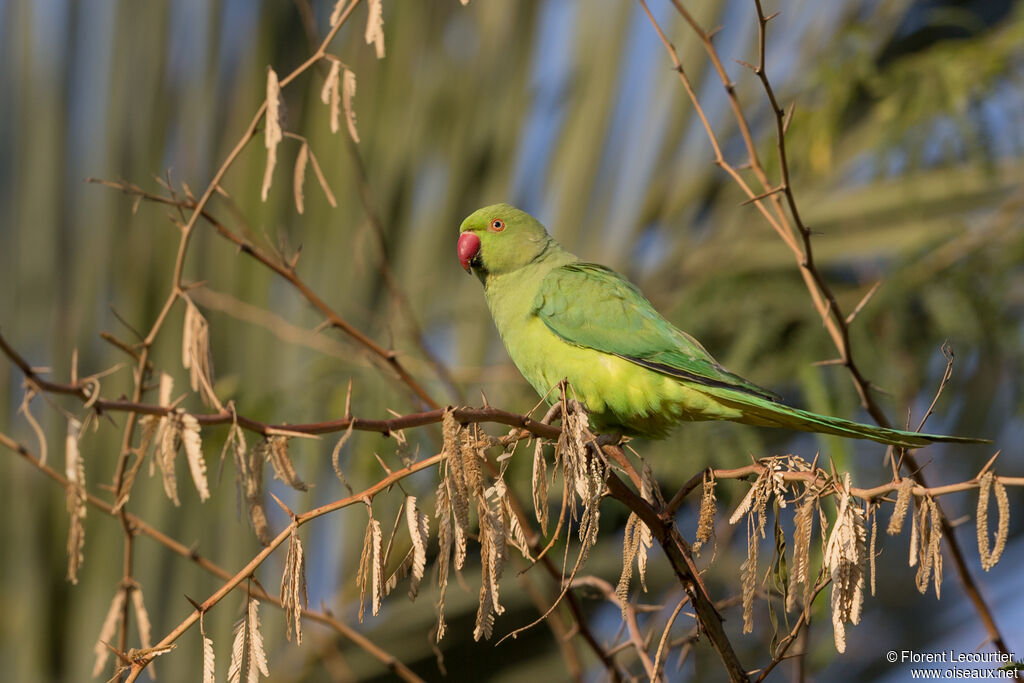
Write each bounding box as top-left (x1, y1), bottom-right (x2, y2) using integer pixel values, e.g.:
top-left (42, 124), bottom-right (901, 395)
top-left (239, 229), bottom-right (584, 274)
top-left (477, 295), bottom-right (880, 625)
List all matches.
top-left (482, 266), bottom-right (742, 437)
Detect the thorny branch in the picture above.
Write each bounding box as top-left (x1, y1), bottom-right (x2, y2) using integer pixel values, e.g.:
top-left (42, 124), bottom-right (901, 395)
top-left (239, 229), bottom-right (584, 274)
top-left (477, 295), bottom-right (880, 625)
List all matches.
top-left (640, 0), bottom-right (1014, 665)
top-left (86, 177), bottom-right (437, 412)
top-left (0, 332), bottom-right (550, 439)
top-left (119, 451), bottom-right (443, 682)
top-left (93, 0), bottom-right (384, 674)
top-left (7, 328), bottom-right (1017, 500)
top-left (0, 430), bottom-right (426, 683)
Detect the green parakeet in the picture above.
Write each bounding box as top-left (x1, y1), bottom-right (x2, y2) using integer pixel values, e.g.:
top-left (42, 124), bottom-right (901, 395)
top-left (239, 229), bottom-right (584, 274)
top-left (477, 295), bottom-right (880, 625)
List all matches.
top-left (457, 203), bottom-right (987, 447)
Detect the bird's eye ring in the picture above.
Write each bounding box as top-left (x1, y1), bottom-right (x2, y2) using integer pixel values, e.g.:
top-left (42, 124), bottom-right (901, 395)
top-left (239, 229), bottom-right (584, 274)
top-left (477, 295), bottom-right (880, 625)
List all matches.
top-left (489, 218), bottom-right (505, 232)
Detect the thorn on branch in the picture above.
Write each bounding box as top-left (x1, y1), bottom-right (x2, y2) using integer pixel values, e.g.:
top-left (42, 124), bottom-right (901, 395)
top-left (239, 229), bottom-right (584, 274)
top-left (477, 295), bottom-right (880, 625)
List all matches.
top-left (845, 280), bottom-right (882, 325)
top-left (373, 452), bottom-right (393, 476)
top-left (103, 640), bottom-right (131, 666)
top-left (184, 595), bottom-right (204, 613)
top-left (344, 378), bottom-right (353, 418)
top-left (977, 451), bottom-right (1002, 479)
top-left (734, 58), bottom-right (760, 75)
top-left (109, 305), bottom-right (145, 342)
top-left (287, 244), bottom-right (303, 270)
top-left (741, 185), bottom-right (787, 206)
top-left (269, 491), bottom-right (297, 519)
top-left (782, 103), bottom-right (796, 135)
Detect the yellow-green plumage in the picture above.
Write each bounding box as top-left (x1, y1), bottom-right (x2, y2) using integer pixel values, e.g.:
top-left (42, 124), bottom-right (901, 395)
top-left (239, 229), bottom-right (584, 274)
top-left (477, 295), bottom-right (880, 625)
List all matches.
top-left (458, 203), bottom-right (987, 447)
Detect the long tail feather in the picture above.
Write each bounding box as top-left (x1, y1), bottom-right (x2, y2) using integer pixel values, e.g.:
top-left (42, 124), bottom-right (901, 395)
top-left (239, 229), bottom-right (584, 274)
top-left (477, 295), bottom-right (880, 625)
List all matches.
top-left (711, 392), bottom-right (990, 448)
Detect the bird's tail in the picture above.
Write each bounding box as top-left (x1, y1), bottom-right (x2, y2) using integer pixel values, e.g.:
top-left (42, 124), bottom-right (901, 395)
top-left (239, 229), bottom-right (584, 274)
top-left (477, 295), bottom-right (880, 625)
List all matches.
top-left (709, 391), bottom-right (990, 448)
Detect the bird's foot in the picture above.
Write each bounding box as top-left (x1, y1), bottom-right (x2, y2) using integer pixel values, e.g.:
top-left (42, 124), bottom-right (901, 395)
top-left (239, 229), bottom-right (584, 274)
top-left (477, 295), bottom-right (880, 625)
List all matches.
top-left (595, 431), bottom-right (629, 448)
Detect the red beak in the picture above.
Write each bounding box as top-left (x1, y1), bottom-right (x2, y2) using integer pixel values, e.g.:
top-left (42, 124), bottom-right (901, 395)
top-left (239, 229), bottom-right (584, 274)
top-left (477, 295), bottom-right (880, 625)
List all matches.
top-left (457, 232), bottom-right (481, 273)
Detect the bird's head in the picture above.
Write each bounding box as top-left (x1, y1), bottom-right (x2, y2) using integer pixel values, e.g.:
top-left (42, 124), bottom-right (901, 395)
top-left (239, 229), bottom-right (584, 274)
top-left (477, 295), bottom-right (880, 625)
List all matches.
top-left (457, 203), bottom-right (552, 281)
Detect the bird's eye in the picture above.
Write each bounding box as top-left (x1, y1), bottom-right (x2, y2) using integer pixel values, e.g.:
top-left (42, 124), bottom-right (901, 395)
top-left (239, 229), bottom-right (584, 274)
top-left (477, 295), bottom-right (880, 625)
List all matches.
top-left (489, 218), bottom-right (505, 232)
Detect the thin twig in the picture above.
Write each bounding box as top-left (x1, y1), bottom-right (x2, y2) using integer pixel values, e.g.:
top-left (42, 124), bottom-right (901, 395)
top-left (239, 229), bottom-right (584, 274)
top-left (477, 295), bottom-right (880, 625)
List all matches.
top-left (753, 579), bottom-right (829, 682)
top-left (567, 575), bottom-right (657, 680)
top-left (652, 595), bottom-right (690, 680)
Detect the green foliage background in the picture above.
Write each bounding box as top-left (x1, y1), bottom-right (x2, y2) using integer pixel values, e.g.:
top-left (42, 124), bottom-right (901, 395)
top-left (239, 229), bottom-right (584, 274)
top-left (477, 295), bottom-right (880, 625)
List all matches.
top-left (0, 0), bottom-right (1021, 680)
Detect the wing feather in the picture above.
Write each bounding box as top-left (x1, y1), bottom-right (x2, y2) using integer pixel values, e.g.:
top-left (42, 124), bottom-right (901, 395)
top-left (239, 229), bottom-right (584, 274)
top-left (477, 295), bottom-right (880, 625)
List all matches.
top-left (532, 263), bottom-right (778, 402)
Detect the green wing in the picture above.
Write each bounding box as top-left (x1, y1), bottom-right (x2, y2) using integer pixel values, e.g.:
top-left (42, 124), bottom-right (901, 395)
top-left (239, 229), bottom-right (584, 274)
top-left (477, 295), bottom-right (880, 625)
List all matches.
top-left (532, 263), bottom-right (778, 402)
